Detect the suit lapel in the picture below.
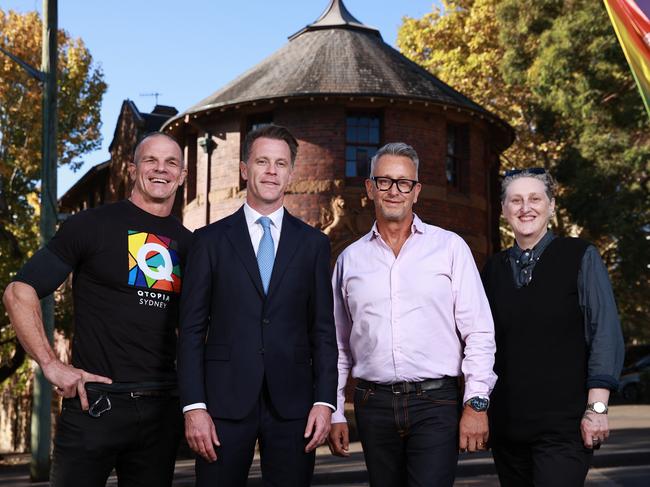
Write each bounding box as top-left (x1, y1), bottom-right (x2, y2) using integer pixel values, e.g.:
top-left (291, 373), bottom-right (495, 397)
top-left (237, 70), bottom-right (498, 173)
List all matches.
top-left (267, 210), bottom-right (301, 300)
top-left (225, 207), bottom-right (265, 299)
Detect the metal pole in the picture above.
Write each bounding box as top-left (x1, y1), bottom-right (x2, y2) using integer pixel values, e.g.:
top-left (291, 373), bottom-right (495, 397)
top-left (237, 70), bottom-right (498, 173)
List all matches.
top-left (31, 0), bottom-right (57, 480)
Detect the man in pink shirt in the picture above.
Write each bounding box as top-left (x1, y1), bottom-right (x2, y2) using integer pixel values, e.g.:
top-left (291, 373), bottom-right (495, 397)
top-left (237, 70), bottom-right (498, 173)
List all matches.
top-left (328, 142), bottom-right (497, 487)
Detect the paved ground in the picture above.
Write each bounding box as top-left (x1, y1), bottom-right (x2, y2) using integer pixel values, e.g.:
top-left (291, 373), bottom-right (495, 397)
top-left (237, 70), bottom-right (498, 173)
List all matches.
top-left (1, 405), bottom-right (649, 486)
top-left (308, 466), bottom-right (650, 487)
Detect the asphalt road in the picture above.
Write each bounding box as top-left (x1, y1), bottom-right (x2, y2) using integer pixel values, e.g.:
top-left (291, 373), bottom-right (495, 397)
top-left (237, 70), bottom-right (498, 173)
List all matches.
top-left (1, 405), bottom-right (648, 486)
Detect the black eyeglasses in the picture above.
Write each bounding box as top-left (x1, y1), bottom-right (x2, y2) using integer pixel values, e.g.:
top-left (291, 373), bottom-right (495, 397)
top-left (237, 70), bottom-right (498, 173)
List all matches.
top-left (504, 167), bottom-right (547, 177)
top-left (371, 176), bottom-right (419, 193)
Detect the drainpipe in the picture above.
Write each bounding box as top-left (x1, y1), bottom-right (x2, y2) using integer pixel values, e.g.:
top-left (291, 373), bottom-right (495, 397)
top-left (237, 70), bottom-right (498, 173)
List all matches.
top-left (199, 132), bottom-right (216, 225)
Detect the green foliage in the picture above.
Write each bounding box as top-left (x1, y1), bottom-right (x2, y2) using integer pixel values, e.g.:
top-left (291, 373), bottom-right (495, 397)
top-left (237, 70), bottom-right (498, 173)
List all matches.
top-left (0, 9), bottom-right (107, 383)
top-left (398, 0), bottom-right (649, 341)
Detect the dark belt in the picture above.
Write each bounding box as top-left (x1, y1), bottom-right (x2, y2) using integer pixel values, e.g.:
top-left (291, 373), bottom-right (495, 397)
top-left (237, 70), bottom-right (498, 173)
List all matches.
top-left (86, 381), bottom-right (178, 397)
top-left (358, 377), bottom-right (458, 395)
top-left (127, 390), bottom-right (177, 398)
top-left (82, 383), bottom-right (178, 418)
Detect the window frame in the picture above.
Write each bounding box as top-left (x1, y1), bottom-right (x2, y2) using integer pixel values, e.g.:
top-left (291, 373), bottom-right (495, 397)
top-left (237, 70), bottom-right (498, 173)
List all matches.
top-left (345, 111), bottom-right (383, 185)
top-left (445, 122), bottom-right (470, 193)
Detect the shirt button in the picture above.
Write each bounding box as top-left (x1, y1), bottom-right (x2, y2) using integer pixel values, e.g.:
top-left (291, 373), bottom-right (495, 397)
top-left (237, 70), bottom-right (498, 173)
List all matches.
top-left (258, 348), bottom-right (265, 354)
top-left (262, 318), bottom-right (270, 325)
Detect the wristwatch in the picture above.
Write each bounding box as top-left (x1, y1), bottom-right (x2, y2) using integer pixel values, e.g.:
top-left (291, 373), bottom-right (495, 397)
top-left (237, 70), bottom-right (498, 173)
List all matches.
top-left (586, 401), bottom-right (608, 414)
top-left (465, 396), bottom-right (489, 412)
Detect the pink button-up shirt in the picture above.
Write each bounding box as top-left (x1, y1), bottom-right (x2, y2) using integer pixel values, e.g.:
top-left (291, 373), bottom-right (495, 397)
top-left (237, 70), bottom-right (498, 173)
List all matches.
top-left (331, 214), bottom-right (497, 423)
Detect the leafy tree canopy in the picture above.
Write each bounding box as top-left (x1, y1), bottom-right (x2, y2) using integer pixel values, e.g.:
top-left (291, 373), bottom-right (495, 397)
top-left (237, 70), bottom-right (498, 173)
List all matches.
top-left (0, 9), bottom-right (107, 381)
top-left (398, 0), bottom-right (649, 341)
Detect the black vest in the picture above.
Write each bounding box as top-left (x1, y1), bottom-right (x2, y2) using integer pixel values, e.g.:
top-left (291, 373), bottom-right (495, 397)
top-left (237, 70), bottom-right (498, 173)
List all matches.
top-left (483, 237), bottom-right (589, 443)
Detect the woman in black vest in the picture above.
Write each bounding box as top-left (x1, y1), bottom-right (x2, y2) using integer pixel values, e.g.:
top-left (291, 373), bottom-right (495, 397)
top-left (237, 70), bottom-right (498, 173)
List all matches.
top-left (481, 168), bottom-right (624, 487)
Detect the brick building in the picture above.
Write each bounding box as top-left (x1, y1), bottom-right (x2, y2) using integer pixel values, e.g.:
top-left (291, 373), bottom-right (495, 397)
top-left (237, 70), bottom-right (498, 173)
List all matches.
top-left (162, 0), bottom-right (514, 262)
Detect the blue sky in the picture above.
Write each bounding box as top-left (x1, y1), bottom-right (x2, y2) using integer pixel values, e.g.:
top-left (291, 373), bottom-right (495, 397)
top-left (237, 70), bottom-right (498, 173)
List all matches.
top-left (2, 0), bottom-right (441, 197)
top-left (6, 0), bottom-right (646, 198)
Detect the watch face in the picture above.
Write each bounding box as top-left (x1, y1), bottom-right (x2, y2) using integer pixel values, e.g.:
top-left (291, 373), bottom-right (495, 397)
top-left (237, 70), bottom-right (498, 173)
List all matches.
top-left (593, 402), bottom-right (607, 413)
top-left (469, 397), bottom-right (489, 411)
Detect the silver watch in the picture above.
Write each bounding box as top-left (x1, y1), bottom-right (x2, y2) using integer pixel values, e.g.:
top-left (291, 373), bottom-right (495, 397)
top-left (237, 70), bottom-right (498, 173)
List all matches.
top-left (586, 401), bottom-right (608, 414)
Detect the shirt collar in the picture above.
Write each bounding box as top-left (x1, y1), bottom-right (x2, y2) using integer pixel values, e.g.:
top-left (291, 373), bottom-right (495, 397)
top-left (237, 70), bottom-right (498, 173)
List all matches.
top-left (243, 203), bottom-right (284, 230)
top-left (510, 230), bottom-right (555, 261)
top-left (369, 213), bottom-right (424, 240)
top-left (411, 214), bottom-right (425, 234)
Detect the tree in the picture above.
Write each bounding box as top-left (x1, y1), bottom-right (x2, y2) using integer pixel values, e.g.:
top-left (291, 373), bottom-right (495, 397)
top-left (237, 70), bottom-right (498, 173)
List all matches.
top-left (398, 0), bottom-right (649, 342)
top-left (0, 9), bottom-right (107, 381)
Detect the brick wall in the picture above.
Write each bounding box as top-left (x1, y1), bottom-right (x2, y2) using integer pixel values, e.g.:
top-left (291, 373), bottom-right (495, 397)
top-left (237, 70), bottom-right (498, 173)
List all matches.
top-left (180, 101), bottom-right (494, 261)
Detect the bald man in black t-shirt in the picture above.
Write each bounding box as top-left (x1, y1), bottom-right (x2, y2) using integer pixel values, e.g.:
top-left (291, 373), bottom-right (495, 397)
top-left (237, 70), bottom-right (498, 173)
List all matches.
top-left (3, 133), bottom-right (192, 487)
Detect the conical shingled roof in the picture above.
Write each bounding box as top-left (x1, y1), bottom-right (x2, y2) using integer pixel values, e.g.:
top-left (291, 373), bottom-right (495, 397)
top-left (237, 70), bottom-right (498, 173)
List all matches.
top-left (165, 0), bottom-right (512, 144)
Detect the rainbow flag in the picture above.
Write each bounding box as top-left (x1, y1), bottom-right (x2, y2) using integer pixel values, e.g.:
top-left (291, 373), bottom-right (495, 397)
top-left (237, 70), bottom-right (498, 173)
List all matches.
top-left (603, 0), bottom-right (650, 118)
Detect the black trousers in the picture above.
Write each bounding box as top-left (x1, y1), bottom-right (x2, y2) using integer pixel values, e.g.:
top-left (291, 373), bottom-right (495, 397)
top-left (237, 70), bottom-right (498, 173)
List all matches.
top-left (354, 380), bottom-right (460, 487)
top-left (492, 434), bottom-right (593, 487)
top-left (50, 389), bottom-right (182, 487)
top-left (196, 382), bottom-right (315, 487)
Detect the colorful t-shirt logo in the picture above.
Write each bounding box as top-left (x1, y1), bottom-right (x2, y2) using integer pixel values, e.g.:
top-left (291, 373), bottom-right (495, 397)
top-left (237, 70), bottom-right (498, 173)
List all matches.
top-left (128, 231), bottom-right (182, 293)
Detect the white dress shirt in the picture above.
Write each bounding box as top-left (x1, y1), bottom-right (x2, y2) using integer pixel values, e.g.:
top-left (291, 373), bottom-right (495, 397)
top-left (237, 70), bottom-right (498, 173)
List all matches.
top-left (243, 203), bottom-right (284, 256)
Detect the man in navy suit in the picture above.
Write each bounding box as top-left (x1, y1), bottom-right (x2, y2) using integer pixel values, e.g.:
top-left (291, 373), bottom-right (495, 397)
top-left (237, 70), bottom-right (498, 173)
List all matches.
top-left (178, 124), bottom-right (338, 486)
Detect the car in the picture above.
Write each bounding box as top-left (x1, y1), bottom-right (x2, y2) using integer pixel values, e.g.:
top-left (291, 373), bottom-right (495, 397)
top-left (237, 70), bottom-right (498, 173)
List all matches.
top-left (623, 344), bottom-right (650, 370)
top-left (618, 354), bottom-right (650, 403)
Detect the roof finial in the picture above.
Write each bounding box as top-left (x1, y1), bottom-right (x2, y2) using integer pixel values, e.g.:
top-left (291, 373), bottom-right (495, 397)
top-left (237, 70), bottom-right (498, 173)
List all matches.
top-left (289, 0), bottom-right (381, 40)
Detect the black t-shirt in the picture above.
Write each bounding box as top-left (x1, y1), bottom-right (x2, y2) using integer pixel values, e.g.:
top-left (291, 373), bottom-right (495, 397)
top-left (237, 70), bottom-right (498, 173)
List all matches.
top-left (47, 200), bottom-right (192, 383)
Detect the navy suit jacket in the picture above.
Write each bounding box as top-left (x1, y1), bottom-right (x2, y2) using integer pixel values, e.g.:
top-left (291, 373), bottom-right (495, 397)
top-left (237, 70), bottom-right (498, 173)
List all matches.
top-left (177, 206), bottom-right (338, 420)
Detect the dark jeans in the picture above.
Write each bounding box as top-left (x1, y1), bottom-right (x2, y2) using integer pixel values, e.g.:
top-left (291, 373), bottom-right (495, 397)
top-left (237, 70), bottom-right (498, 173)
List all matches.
top-left (354, 379), bottom-right (460, 487)
top-left (50, 388), bottom-right (182, 487)
top-left (492, 434), bottom-right (593, 487)
top-left (196, 382), bottom-right (315, 487)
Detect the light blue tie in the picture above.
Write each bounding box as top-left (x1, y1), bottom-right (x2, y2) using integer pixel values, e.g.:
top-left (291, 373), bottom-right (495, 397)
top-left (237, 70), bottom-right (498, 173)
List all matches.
top-left (256, 216), bottom-right (274, 294)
